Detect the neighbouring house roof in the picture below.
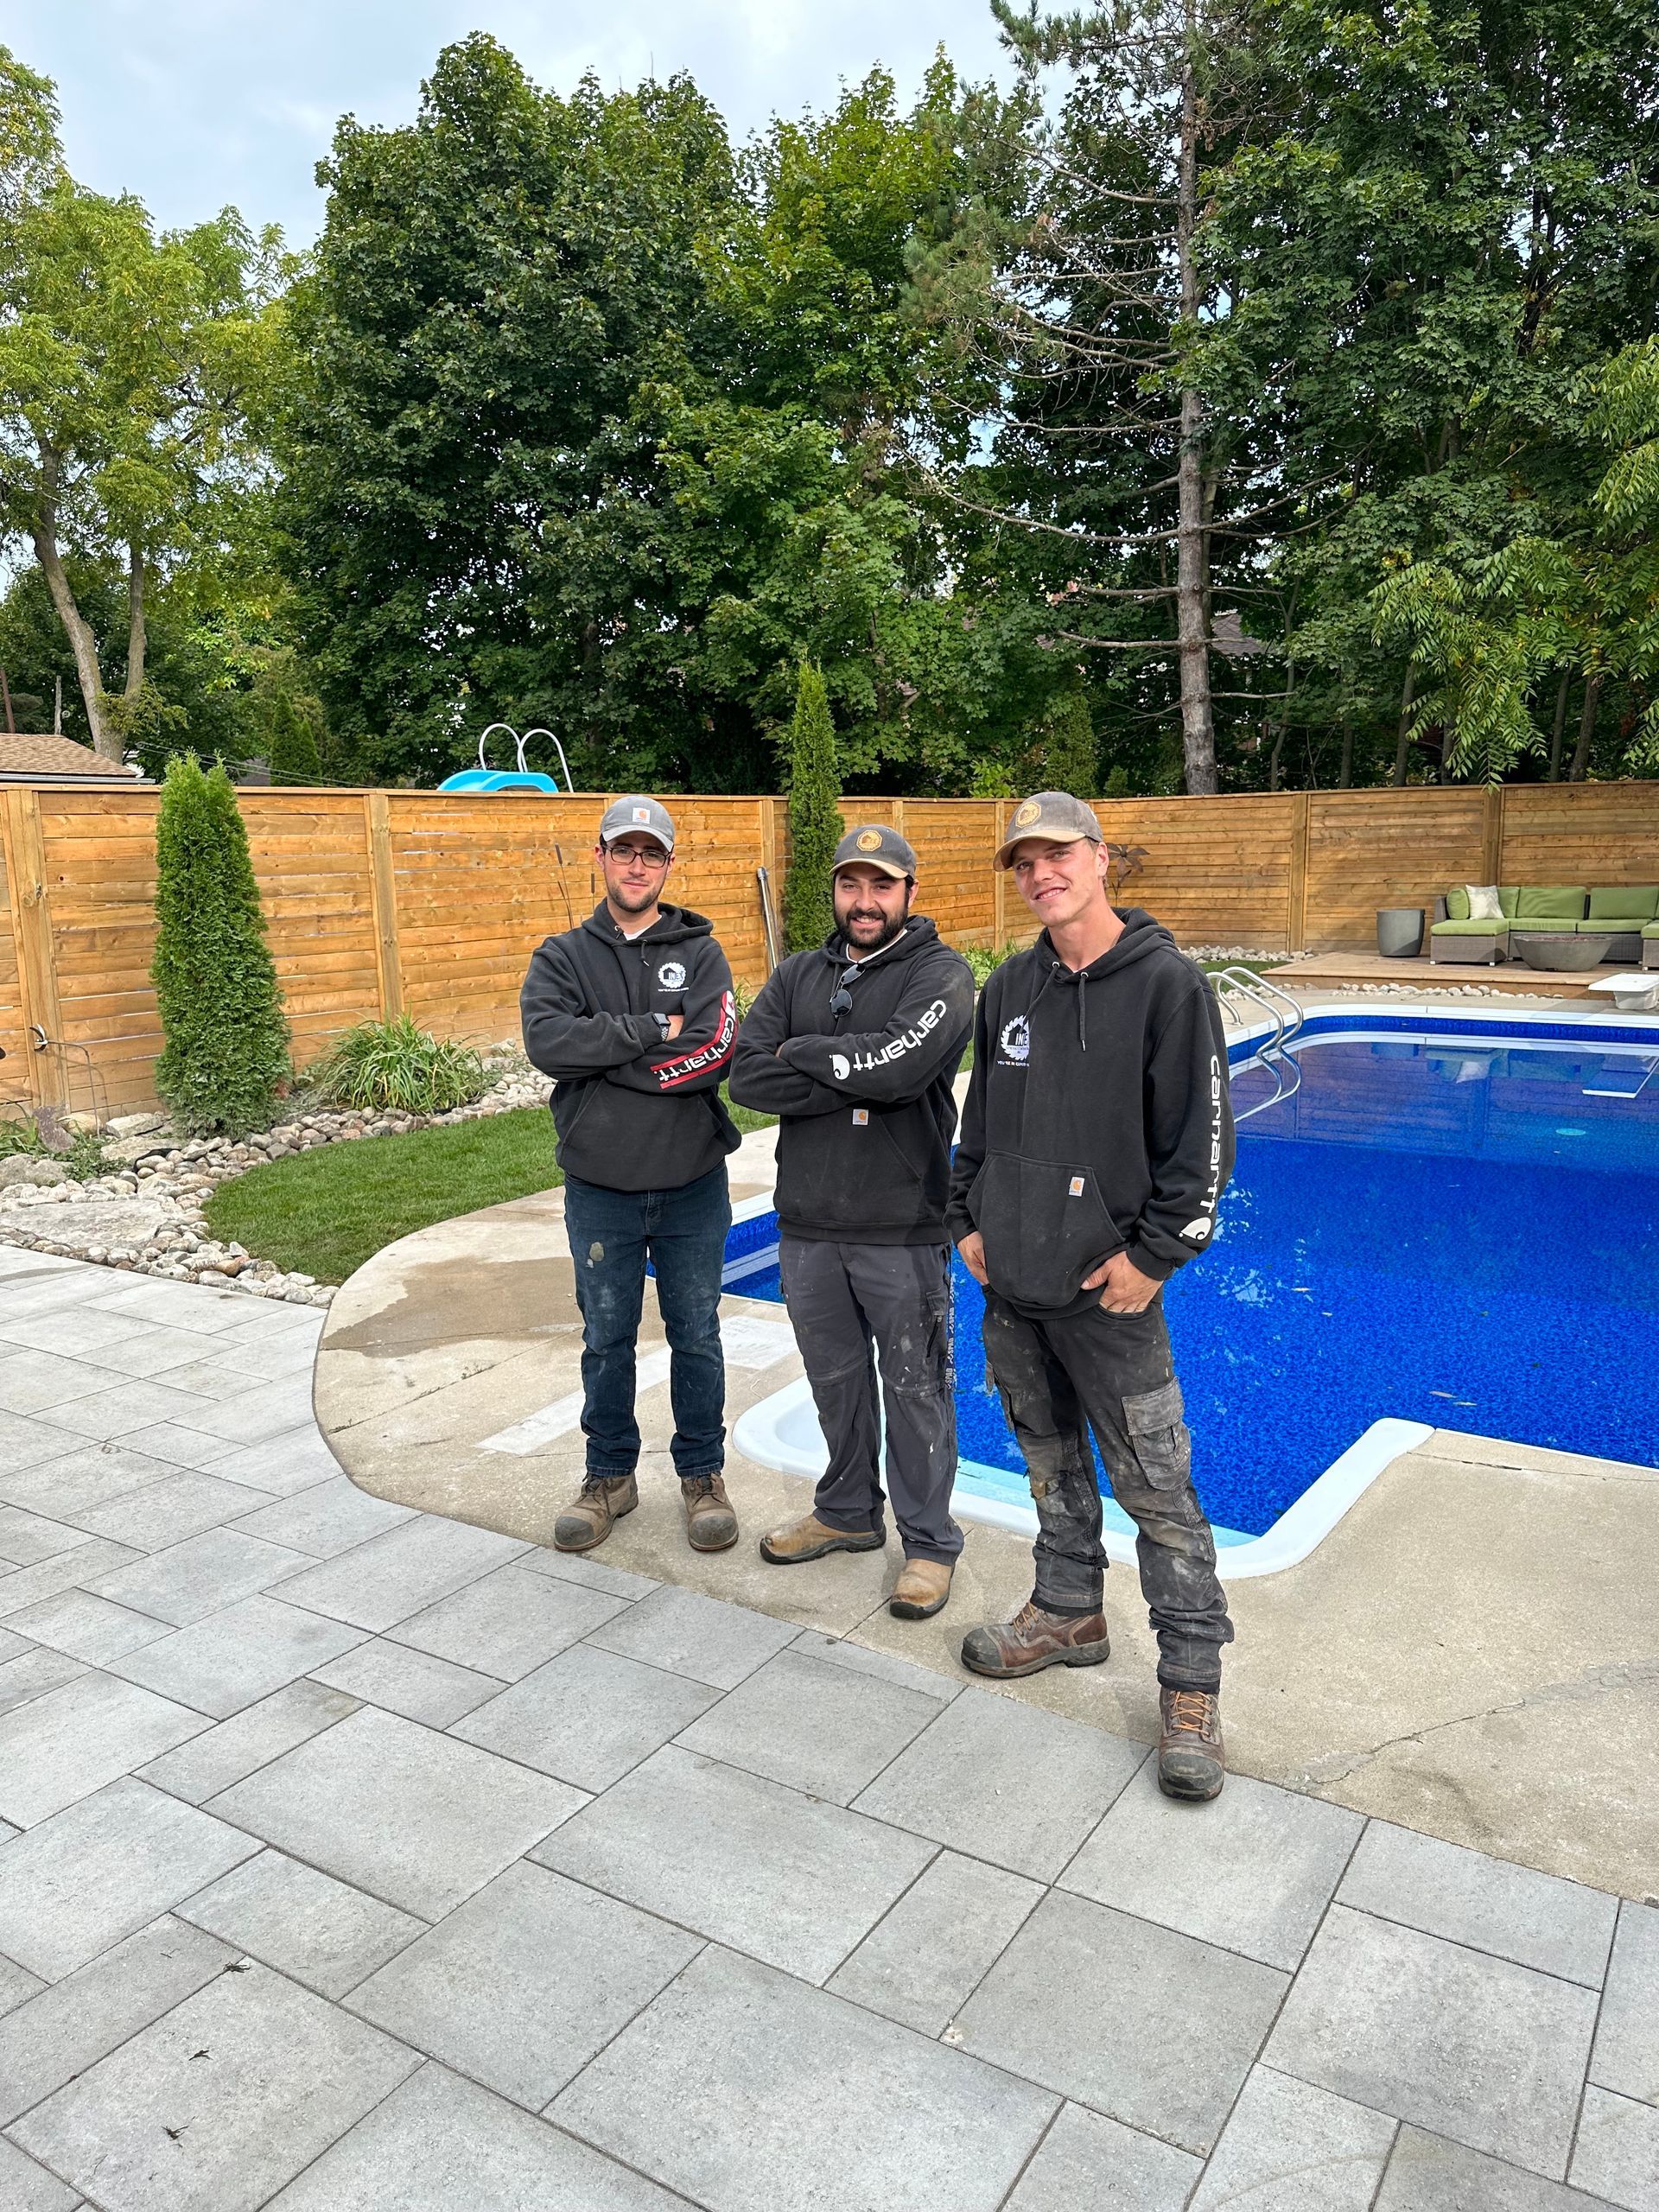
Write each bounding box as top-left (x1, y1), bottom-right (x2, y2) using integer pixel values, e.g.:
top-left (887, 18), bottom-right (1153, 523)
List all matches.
top-left (1212, 609), bottom-right (1268, 660)
top-left (0, 734), bottom-right (145, 782)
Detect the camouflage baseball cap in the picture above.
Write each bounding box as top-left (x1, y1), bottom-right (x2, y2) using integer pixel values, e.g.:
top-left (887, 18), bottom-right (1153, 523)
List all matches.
top-left (831, 823), bottom-right (918, 879)
top-left (993, 790), bottom-right (1103, 871)
top-left (598, 796), bottom-right (676, 855)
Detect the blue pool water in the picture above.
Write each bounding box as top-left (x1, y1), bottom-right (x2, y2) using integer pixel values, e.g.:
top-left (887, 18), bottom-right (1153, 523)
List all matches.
top-left (728, 1020), bottom-right (1659, 1537)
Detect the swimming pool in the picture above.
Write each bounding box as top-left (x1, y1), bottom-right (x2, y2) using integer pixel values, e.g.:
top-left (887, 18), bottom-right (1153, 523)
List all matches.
top-left (728, 1007), bottom-right (1659, 1574)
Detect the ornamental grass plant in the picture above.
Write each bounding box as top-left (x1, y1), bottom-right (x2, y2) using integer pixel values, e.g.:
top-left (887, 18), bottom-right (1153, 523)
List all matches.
top-left (313, 1015), bottom-right (489, 1116)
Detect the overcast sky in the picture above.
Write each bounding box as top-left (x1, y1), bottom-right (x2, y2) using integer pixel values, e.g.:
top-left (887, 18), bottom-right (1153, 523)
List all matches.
top-left (14, 1), bottom-right (1015, 243)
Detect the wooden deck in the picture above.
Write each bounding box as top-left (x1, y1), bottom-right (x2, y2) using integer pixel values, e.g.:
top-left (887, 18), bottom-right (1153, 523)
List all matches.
top-left (1267, 950), bottom-right (1626, 999)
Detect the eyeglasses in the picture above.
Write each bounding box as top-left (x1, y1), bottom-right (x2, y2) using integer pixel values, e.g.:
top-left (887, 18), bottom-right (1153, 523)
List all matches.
top-left (605, 843), bottom-right (670, 868)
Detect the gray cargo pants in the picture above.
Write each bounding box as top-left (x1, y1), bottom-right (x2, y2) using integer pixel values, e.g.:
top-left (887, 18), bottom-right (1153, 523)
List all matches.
top-left (779, 1236), bottom-right (963, 1565)
top-left (982, 1289), bottom-right (1233, 1691)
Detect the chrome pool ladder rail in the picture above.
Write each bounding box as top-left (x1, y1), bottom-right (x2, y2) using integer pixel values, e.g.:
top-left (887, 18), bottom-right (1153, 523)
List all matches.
top-left (1211, 965), bottom-right (1305, 1121)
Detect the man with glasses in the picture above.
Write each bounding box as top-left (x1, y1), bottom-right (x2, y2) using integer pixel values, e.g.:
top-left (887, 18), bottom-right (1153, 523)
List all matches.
top-left (521, 798), bottom-right (741, 1556)
top-left (730, 824), bottom-right (975, 1619)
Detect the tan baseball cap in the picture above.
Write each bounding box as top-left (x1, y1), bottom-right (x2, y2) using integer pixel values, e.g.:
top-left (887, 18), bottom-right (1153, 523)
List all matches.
top-left (832, 823), bottom-right (918, 879)
top-left (993, 791), bottom-right (1103, 871)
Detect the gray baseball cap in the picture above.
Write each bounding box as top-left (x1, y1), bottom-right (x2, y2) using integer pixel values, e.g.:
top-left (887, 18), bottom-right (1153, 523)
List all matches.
top-left (598, 796), bottom-right (675, 855)
top-left (993, 790), bottom-right (1103, 871)
top-left (832, 823), bottom-right (918, 880)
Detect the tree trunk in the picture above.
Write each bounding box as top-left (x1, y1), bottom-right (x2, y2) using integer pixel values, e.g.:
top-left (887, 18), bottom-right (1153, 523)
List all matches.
top-left (1548, 671), bottom-right (1570, 780)
top-left (1391, 668), bottom-right (1416, 785)
top-left (1173, 36), bottom-right (1216, 796)
top-left (1338, 717), bottom-right (1354, 789)
top-left (1567, 672), bottom-right (1602, 781)
top-left (1268, 720), bottom-right (1288, 791)
top-left (125, 543), bottom-right (147, 698)
top-left (31, 490), bottom-right (111, 757)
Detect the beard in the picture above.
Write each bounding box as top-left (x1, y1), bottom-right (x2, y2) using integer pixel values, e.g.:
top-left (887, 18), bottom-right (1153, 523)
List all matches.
top-left (606, 876), bottom-right (660, 914)
top-left (839, 906), bottom-right (908, 955)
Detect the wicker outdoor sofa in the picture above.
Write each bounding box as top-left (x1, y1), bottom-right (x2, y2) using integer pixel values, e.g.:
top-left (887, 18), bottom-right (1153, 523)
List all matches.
top-left (1429, 884), bottom-right (1659, 966)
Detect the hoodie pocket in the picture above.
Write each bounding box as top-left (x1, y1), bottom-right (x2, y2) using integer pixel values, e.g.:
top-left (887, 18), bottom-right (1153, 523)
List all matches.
top-left (969, 1152), bottom-right (1126, 1312)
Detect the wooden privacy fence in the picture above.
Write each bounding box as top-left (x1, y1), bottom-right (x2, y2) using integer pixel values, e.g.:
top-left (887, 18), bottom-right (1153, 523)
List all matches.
top-left (3, 780), bottom-right (1656, 1117)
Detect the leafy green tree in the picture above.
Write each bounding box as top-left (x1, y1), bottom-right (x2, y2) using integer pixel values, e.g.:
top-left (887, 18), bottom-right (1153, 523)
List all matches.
top-left (151, 754), bottom-right (289, 1134)
top-left (264, 689), bottom-right (323, 785)
top-left (784, 663), bottom-right (842, 950)
top-left (1038, 681), bottom-right (1098, 797)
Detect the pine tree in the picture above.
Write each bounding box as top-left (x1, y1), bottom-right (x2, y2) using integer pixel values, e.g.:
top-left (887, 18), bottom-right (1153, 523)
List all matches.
top-left (783, 662), bottom-right (842, 951)
top-left (151, 755), bottom-right (289, 1135)
top-left (1043, 684), bottom-right (1098, 799)
top-left (266, 690), bottom-right (323, 785)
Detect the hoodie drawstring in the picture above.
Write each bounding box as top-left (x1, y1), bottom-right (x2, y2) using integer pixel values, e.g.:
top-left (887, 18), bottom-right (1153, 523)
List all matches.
top-left (1040, 957), bottom-right (1089, 1052)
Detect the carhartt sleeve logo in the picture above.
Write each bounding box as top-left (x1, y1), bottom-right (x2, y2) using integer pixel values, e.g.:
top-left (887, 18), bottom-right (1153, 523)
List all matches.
top-left (855, 829), bottom-right (883, 851)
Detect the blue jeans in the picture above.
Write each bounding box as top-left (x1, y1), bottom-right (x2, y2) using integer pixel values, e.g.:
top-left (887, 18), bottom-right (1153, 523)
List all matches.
top-left (562, 1166), bottom-right (731, 1482)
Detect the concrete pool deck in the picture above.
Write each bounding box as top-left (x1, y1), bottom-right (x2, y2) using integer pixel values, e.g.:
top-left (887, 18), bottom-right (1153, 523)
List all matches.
top-left (310, 1115), bottom-right (1659, 1910)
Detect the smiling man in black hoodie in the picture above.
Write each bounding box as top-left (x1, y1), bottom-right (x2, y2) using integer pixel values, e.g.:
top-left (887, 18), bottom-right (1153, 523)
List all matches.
top-left (730, 824), bottom-right (975, 1620)
top-left (948, 791), bottom-right (1236, 1801)
top-left (521, 797), bottom-right (741, 1559)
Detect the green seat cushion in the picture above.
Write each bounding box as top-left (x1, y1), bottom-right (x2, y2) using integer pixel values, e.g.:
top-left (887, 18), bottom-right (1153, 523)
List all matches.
top-left (1575, 919), bottom-right (1630, 934)
top-left (1587, 885), bottom-right (1659, 921)
top-left (1514, 885), bottom-right (1587, 921)
top-left (1444, 887), bottom-right (1471, 920)
top-left (1498, 886), bottom-right (1521, 918)
top-left (1431, 918), bottom-right (1509, 937)
top-left (1644, 920), bottom-right (1659, 938)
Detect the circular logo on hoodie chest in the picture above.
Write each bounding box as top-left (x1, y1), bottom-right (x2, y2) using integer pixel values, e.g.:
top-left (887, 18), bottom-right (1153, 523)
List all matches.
top-left (998, 1014), bottom-right (1031, 1066)
top-left (656, 961), bottom-right (687, 992)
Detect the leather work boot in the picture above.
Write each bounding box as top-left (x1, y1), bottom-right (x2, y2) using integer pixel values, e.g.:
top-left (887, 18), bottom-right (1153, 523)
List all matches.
top-left (682, 1474), bottom-right (740, 1553)
top-left (554, 1472), bottom-right (638, 1554)
top-left (760, 1513), bottom-right (886, 1566)
top-left (889, 1558), bottom-right (953, 1621)
top-left (1158, 1687), bottom-right (1226, 1802)
top-left (960, 1599), bottom-right (1111, 1679)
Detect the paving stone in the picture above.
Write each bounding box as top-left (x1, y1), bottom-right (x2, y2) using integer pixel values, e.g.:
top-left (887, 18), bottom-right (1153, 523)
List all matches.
top-left (0, 1952), bottom-right (46, 2018)
top-left (0, 1538), bottom-right (140, 1620)
top-left (137, 1678), bottom-right (359, 1804)
top-left (0, 1506), bottom-right (92, 1566)
top-left (0, 1624), bottom-right (29, 1660)
top-left (86, 1277), bottom-right (256, 1333)
top-left (0, 1671), bottom-right (207, 1827)
top-left (0, 1647), bottom-right (87, 1718)
top-left (550, 1943), bottom-right (1056, 2212)
top-left (852, 1684), bottom-right (1147, 1882)
top-left (1592, 1904), bottom-right (1659, 2107)
top-left (1570, 2088), bottom-right (1659, 2211)
top-left (310, 1638), bottom-right (504, 1726)
top-left (114, 1421), bottom-right (234, 1470)
top-left (1060, 1764), bottom-right (1363, 1970)
top-left (1001, 2103), bottom-right (1201, 2212)
top-left (1265, 1904), bottom-right (1599, 2179)
top-left (1190, 2065), bottom-right (1398, 2209)
top-left (449, 1642), bottom-right (720, 1792)
top-left (826, 1848), bottom-right (1043, 2036)
top-left (85, 1528), bottom-right (312, 1626)
top-left (0, 1409), bottom-right (84, 1476)
top-left (0, 1777), bottom-right (260, 1979)
top-left (534, 1745), bottom-right (934, 1984)
top-left (1338, 1821), bottom-right (1618, 1988)
top-left (790, 1627), bottom-right (961, 1702)
top-left (6, 1589), bottom-right (174, 1665)
top-left (29, 1376), bottom-right (213, 1444)
top-left (177, 1848), bottom-right (423, 1999)
top-left (226, 1478), bottom-right (413, 1557)
top-left (164, 1372), bottom-right (320, 1446)
top-left (386, 1562), bottom-right (627, 1679)
top-left (211, 1706), bottom-right (586, 1918)
top-left (0, 1271), bottom-right (108, 1322)
top-left (0, 1303), bottom-right (159, 1360)
top-left (68, 1471), bottom-right (278, 1552)
top-left (60, 1321), bottom-right (233, 1381)
top-left (582, 1582), bottom-right (804, 1690)
top-left (0, 1349), bottom-right (133, 1416)
top-left (518, 1546), bottom-right (660, 1601)
top-left (674, 1646), bottom-right (942, 1806)
top-left (264, 2062), bottom-right (686, 2210)
top-left (10, 1959), bottom-right (421, 2212)
top-left (0, 1916), bottom-right (237, 2127)
top-left (194, 1326), bottom-right (319, 1382)
top-left (275, 1516), bottom-right (530, 1633)
top-left (0, 2134), bottom-right (80, 2210)
top-left (956, 1888), bottom-right (1288, 2157)
top-left (0, 1444), bottom-right (183, 1521)
top-left (1376, 2125), bottom-right (1618, 2209)
top-left (208, 1426), bottom-right (344, 1497)
top-left (109, 1594), bottom-right (367, 1717)
top-left (347, 1860), bottom-right (702, 2107)
top-left (159, 1355), bottom-right (287, 1401)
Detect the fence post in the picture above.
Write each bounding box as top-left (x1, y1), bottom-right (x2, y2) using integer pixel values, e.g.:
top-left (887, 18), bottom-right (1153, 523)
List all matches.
top-left (1, 787), bottom-right (67, 1109)
top-left (1286, 791), bottom-right (1311, 952)
top-left (1482, 784), bottom-right (1504, 887)
top-left (993, 800), bottom-right (1009, 946)
top-left (365, 791), bottom-right (404, 1021)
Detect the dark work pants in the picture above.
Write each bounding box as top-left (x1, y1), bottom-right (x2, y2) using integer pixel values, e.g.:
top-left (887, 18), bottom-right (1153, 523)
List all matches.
top-left (779, 1236), bottom-right (963, 1566)
top-left (982, 1290), bottom-right (1233, 1691)
top-left (563, 1166), bottom-right (730, 1482)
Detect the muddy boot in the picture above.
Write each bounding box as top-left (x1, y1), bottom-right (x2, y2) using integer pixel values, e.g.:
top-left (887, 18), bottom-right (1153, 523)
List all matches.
top-left (960, 1599), bottom-right (1111, 1679)
top-left (890, 1558), bottom-right (953, 1621)
top-left (1158, 1687), bottom-right (1225, 1802)
top-left (554, 1472), bottom-right (638, 1554)
top-left (682, 1473), bottom-right (740, 1553)
top-left (760, 1513), bottom-right (886, 1565)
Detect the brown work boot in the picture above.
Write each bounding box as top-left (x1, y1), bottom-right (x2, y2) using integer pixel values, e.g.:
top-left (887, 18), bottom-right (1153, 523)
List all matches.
top-left (682, 1473), bottom-right (739, 1553)
top-left (960, 1599), bottom-right (1110, 1679)
top-left (890, 1558), bottom-right (953, 1621)
top-left (760, 1513), bottom-right (886, 1566)
top-left (554, 1472), bottom-right (638, 1554)
top-left (1158, 1686), bottom-right (1225, 1802)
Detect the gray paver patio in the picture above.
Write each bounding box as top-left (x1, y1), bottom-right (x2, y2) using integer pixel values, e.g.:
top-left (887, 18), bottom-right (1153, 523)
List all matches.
top-left (0, 1254), bottom-right (1652, 2212)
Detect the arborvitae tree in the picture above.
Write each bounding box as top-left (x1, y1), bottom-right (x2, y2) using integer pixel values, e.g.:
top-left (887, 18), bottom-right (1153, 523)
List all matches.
top-left (783, 661), bottom-right (842, 951)
top-left (1042, 684), bottom-right (1098, 798)
top-left (151, 754), bottom-right (289, 1134)
top-left (265, 690), bottom-right (322, 785)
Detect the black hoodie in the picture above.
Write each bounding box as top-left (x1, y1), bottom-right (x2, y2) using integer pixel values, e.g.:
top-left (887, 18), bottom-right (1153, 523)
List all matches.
top-left (520, 904), bottom-right (740, 1193)
top-left (946, 909), bottom-right (1235, 1316)
top-left (729, 918), bottom-right (975, 1244)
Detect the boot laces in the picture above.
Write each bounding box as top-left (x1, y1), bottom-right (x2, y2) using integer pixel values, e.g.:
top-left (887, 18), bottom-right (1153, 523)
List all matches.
top-left (1167, 1689), bottom-right (1214, 1735)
